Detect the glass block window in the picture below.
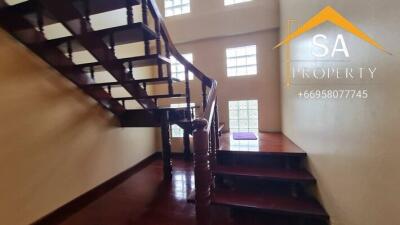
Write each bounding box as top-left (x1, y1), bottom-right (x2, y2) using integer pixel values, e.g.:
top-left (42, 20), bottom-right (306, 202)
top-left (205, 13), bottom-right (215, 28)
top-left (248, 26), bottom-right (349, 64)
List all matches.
top-left (171, 53), bottom-right (194, 81)
top-left (226, 45), bottom-right (257, 77)
top-left (225, 0), bottom-right (252, 6)
top-left (165, 0), bottom-right (190, 17)
top-left (171, 103), bottom-right (196, 137)
top-left (229, 100), bottom-right (259, 133)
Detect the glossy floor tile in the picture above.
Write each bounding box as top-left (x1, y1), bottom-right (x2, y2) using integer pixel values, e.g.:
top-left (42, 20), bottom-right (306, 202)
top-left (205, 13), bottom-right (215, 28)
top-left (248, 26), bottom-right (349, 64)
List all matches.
top-left (57, 159), bottom-right (297, 225)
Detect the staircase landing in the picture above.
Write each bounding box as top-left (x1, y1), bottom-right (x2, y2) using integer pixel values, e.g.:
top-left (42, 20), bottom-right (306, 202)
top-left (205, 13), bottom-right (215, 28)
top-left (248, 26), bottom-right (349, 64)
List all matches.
top-left (219, 132), bottom-right (306, 156)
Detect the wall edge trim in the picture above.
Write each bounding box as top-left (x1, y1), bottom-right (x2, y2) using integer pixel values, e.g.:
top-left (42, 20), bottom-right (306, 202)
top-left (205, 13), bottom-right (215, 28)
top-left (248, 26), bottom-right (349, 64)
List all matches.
top-left (31, 152), bottom-right (160, 225)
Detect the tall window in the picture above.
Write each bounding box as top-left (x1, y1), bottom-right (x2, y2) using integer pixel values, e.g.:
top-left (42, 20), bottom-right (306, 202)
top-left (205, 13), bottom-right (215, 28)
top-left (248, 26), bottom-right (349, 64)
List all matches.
top-left (165, 0), bottom-right (190, 17)
top-left (225, 0), bottom-right (252, 6)
top-left (229, 100), bottom-right (258, 133)
top-left (171, 103), bottom-right (195, 137)
top-left (226, 45), bottom-right (257, 77)
top-left (171, 53), bottom-right (194, 81)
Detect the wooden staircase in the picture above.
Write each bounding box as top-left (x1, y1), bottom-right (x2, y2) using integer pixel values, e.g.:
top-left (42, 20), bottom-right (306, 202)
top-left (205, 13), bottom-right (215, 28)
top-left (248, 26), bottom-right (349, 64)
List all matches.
top-left (0, 1), bottom-right (329, 225)
top-left (0, 0), bottom-right (211, 180)
top-left (188, 133), bottom-right (329, 224)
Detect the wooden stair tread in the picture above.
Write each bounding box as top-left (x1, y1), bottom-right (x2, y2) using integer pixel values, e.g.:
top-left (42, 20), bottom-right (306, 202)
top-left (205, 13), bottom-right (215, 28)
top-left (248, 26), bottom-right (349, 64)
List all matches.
top-left (47, 23), bottom-right (157, 52)
top-left (188, 190), bottom-right (328, 219)
top-left (213, 189), bottom-right (328, 219)
top-left (77, 54), bottom-right (170, 72)
top-left (3, 0), bottom-right (141, 26)
top-left (214, 165), bottom-right (315, 183)
top-left (113, 94), bottom-right (185, 101)
top-left (83, 77), bottom-right (182, 88)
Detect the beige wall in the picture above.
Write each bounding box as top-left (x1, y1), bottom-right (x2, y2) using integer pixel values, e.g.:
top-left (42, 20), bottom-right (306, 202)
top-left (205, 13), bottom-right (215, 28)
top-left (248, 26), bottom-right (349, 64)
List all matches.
top-left (0, 28), bottom-right (158, 225)
top-left (156, 29), bottom-right (280, 151)
top-left (156, 30), bottom-right (281, 151)
top-left (280, 1), bottom-right (400, 225)
top-left (158, 0), bottom-right (279, 44)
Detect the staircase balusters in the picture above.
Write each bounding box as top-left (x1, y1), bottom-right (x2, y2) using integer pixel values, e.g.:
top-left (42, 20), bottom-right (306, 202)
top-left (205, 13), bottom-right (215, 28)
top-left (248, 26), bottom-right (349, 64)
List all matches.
top-left (143, 82), bottom-right (147, 91)
top-left (191, 107), bottom-right (195, 118)
top-left (193, 119), bottom-right (212, 225)
top-left (183, 131), bottom-right (191, 161)
top-left (122, 100), bottom-right (126, 109)
top-left (185, 67), bottom-right (191, 118)
top-left (109, 32), bottom-right (115, 55)
top-left (83, 0), bottom-right (91, 24)
top-left (67, 40), bottom-right (73, 61)
top-left (107, 85), bottom-right (112, 95)
top-left (183, 66), bottom-right (192, 161)
top-left (165, 40), bottom-right (173, 95)
top-left (214, 100), bottom-right (220, 149)
top-left (154, 98), bottom-right (158, 106)
top-left (141, 0), bottom-right (150, 55)
top-left (210, 115), bottom-right (217, 192)
top-left (89, 66), bottom-right (95, 81)
top-left (161, 111), bottom-right (172, 180)
top-left (127, 61), bottom-right (133, 79)
top-left (80, 8), bottom-right (88, 33)
top-left (36, 4), bottom-right (44, 33)
top-left (126, 0), bottom-right (134, 25)
top-left (202, 83), bottom-right (207, 111)
top-left (155, 18), bottom-right (163, 78)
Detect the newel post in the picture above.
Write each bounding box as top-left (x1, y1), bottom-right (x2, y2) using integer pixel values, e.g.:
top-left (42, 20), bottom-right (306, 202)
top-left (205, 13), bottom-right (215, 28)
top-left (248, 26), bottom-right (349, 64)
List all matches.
top-left (193, 118), bottom-right (212, 225)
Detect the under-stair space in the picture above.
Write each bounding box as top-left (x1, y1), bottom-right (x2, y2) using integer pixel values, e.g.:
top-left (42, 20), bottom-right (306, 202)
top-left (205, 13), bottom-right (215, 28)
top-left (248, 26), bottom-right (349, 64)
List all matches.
top-left (0, 0), bottom-right (205, 181)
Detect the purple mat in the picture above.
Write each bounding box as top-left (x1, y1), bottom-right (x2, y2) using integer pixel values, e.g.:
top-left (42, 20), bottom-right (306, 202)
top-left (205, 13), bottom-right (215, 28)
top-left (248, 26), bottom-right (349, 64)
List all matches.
top-left (232, 132), bottom-right (258, 140)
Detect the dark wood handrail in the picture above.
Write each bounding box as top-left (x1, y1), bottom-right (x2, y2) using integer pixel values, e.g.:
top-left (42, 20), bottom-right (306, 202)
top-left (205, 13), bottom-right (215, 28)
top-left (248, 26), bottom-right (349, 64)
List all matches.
top-left (147, 0), bottom-right (213, 88)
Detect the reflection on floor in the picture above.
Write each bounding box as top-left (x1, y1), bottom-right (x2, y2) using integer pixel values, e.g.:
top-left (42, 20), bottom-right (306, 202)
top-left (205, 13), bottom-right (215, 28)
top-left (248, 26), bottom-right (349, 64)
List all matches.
top-left (219, 132), bottom-right (305, 154)
top-left (57, 158), bottom-right (298, 225)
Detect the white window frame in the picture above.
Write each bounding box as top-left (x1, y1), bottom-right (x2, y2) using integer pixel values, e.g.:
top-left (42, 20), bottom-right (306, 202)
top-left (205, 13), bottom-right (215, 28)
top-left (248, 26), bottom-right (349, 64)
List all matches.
top-left (164, 0), bottom-right (191, 17)
top-left (171, 103), bottom-right (196, 137)
top-left (228, 100), bottom-right (259, 133)
top-left (171, 53), bottom-right (194, 81)
top-left (224, 0), bottom-right (252, 6)
top-left (226, 45), bottom-right (257, 77)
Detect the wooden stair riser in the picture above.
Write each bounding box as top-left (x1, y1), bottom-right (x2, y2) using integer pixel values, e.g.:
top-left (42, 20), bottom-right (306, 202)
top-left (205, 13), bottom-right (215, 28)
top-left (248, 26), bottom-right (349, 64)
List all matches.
top-left (217, 152), bottom-right (304, 170)
top-left (215, 176), bottom-right (309, 197)
top-left (120, 108), bottom-right (192, 127)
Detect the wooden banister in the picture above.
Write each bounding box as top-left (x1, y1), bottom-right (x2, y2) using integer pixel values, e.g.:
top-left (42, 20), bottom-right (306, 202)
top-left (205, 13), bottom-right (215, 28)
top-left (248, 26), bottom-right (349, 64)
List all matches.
top-left (192, 118), bottom-right (212, 225)
top-left (145, 1), bottom-right (219, 224)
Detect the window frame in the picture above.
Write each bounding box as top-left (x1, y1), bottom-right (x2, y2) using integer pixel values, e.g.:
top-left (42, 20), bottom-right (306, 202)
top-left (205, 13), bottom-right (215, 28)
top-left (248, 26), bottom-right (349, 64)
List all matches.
top-left (170, 53), bottom-right (194, 81)
top-left (226, 45), bottom-right (258, 77)
top-left (224, 0), bottom-right (253, 6)
top-left (164, 0), bottom-right (191, 17)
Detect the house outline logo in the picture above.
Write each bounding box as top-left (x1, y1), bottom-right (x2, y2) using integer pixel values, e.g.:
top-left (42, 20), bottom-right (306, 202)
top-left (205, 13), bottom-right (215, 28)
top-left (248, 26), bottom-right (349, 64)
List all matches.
top-left (274, 6), bottom-right (391, 55)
